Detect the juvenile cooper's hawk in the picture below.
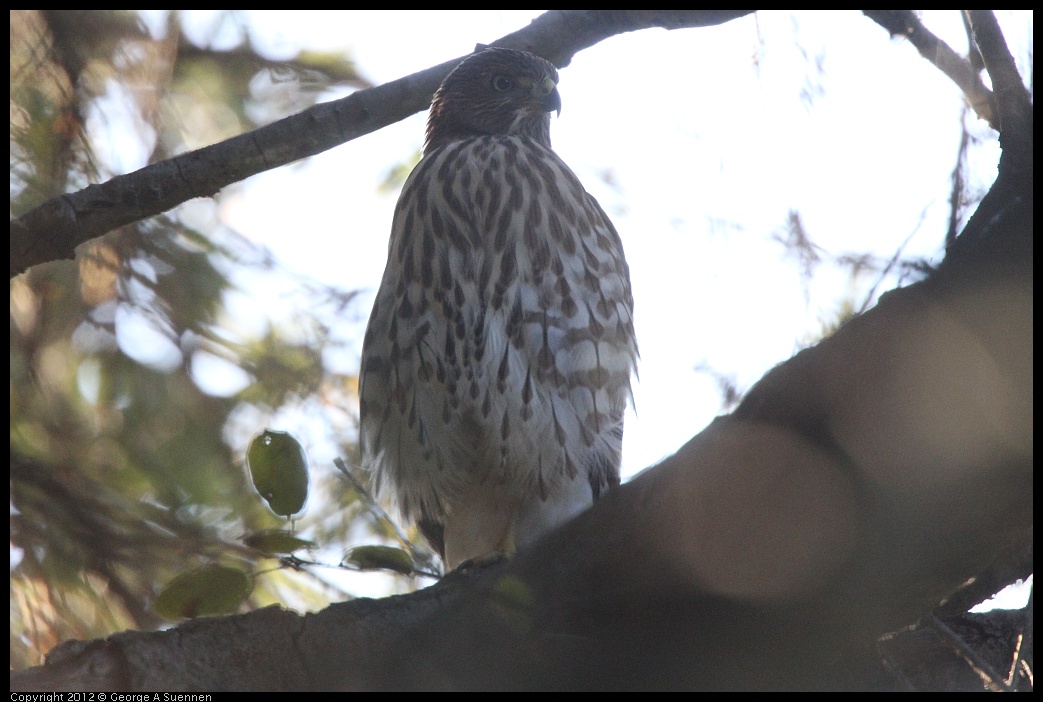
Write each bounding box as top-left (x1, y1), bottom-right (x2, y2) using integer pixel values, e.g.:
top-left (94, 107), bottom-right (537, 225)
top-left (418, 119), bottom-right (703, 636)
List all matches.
top-left (359, 48), bottom-right (637, 569)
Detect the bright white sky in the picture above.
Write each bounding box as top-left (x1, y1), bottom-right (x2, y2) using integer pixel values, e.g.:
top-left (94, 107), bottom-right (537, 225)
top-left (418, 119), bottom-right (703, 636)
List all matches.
top-left (120, 10), bottom-right (1031, 601)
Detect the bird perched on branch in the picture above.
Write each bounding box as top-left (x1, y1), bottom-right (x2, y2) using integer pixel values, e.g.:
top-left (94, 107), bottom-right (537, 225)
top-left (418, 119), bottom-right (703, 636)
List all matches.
top-left (359, 47), bottom-right (637, 569)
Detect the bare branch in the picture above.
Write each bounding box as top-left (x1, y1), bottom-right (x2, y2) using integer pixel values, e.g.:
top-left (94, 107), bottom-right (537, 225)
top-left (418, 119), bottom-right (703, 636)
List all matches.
top-left (9, 10), bottom-right (754, 278)
top-left (862, 11), bottom-right (997, 130)
top-left (965, 11), bottom-right (1033, 164)
top-left (938, 11), bottom-right (1032, 271)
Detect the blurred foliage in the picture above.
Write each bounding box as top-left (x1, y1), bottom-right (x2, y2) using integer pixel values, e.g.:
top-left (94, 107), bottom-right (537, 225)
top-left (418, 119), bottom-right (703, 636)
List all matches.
top-left (9, 10), bottom-right (426, 670)
top-left (377, 149), bottom-right (421, 195)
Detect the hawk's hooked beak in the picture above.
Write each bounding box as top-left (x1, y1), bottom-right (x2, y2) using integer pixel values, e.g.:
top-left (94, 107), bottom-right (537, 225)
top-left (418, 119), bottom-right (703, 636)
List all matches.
top-left (539, 76), bottom-right (562, 117)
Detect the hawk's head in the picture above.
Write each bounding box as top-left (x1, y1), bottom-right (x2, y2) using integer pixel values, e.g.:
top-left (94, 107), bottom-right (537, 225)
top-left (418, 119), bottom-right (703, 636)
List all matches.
top-left (426, 48), bottom-right (561, 153)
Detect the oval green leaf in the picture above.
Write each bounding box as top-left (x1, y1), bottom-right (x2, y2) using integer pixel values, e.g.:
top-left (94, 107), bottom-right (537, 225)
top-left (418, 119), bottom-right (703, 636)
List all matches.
top-left (345, 545), bottom-right (415, 575)
top-left (243, 529), bottom-right (316, 555)
top-left (153, 564), bottom-right (252, 620)
top-left (247, 429), bottom-right (308, 517)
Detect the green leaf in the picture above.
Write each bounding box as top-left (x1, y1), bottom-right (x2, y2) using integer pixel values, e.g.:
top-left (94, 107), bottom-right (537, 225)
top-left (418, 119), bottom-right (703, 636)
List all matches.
top-left (243, 529), bottom-right (316, 555)
top-left (247, 429), bottom-right (309, 517)
top-left (345, 545), bottom-right (415, 575)
top-left (153, 564), bottom-right (252, 620)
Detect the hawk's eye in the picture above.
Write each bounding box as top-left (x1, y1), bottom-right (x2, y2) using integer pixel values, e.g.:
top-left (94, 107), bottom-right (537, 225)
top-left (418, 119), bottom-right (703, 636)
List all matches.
top-left (491, 75), bottom-right (513, 92)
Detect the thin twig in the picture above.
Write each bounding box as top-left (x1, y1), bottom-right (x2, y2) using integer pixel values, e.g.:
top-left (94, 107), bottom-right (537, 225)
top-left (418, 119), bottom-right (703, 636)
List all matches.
top-left (927, 613), bottom-right (1015, 692)
top-left (1007, 583), bottom-right (1032, 689)
top-left (333, 457), bottom-right (437, 575)
top-left (856, 206), bottom-right (928, 315)
top-left (945, 107), bottom-right (972, 249)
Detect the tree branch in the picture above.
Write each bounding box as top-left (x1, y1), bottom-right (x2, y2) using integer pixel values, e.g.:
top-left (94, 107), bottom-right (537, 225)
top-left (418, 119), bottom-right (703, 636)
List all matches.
top-left (9, 10), bottom-right (754, 278)
top-left (862, 10), bottom-right (997, 130)
top-left (937, 11), bottom-right (1033, 273)
top-left (964, 11), bottom-right (1033, 166)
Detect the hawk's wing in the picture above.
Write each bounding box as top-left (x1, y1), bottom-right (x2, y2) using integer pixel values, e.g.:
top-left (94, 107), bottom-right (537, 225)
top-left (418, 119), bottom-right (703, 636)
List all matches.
top-left (359, 134), bottom-right (637, 541)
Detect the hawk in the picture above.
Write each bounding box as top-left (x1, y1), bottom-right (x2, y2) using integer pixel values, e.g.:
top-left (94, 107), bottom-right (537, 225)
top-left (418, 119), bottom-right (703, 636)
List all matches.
top-left (359, 47), bottom-right (637, 569)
